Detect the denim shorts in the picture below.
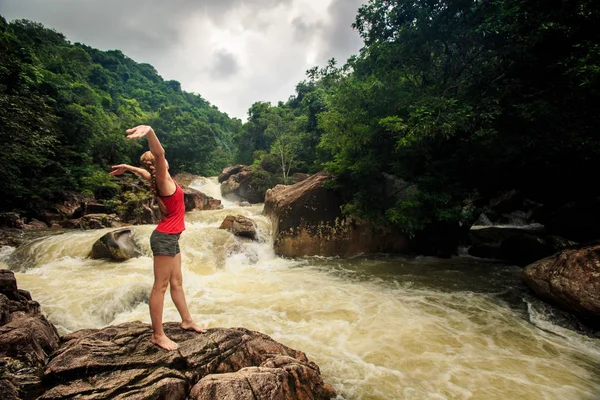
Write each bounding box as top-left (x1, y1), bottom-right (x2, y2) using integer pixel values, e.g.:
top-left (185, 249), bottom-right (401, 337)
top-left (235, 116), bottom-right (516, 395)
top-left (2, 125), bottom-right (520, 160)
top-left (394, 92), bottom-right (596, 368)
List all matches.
top-left (150, 230), bottom-right (181, 256)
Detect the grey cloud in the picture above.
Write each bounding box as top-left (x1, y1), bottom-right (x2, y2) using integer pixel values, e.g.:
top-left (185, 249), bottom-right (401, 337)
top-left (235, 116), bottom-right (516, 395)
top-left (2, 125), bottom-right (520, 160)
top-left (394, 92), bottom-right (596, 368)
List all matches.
top-left (317, 0), bottom-right (365, 64)
top-left (209, 50), bottom-right (240, 79)
top-left (0, 0), bottom-right (365, 120)
top-left (291, 16), bottom-right (323, 43)
top-left (0, 0), bottom-right (292, 50)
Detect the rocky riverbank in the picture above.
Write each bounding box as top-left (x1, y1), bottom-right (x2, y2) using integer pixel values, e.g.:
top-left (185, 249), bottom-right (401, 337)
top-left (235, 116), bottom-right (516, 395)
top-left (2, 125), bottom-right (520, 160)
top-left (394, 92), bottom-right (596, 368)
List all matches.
top-left (0, 270), bottom-right (336, 400)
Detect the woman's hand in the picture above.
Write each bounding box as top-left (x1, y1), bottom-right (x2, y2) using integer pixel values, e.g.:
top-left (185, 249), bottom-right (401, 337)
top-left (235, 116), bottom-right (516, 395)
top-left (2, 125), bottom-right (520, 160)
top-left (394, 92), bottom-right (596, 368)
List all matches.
top-left (125, 125), bottom-right (154, 140)
top-left (109, 164), bottom-right (129, 176)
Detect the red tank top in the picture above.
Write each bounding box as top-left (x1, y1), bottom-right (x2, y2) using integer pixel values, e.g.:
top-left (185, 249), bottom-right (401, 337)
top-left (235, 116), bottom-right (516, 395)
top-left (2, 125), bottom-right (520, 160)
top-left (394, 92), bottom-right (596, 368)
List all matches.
top-left (156, 183), bottom-right (186, 234)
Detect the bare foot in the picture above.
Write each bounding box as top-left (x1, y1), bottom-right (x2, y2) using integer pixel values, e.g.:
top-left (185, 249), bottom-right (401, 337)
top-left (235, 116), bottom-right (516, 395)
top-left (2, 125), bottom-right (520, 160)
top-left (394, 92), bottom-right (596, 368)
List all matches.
top-left (181, 320), bottom-right (206, 333)
top-left (151, 334), bottom-right (179, 351)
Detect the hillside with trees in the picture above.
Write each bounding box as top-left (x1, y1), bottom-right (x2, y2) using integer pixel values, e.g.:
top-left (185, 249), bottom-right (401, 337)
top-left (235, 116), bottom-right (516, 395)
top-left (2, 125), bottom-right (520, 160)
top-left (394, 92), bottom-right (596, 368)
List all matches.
top-left (0, 16), bottom-right (241, 211)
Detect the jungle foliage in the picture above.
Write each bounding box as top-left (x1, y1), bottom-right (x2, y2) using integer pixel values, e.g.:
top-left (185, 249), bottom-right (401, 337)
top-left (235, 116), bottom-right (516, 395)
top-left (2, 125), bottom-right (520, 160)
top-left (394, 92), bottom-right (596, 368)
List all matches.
top-left (0, 17), bottom-right (240, 210)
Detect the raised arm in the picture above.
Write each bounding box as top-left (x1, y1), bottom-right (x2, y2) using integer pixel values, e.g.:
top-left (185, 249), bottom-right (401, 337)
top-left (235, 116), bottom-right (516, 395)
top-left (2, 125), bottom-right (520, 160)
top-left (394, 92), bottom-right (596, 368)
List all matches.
top-left (110, 164), bottom-right (151, 181)
top-left (125, 125), bottom-right (175, 195)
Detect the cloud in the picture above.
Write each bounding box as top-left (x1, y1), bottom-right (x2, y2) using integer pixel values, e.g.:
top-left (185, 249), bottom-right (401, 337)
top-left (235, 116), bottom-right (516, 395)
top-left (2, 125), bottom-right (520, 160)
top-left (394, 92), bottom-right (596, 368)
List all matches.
top-left (0, 0), bottom-right (367, 120)
top-left (209, 50), bottom-right (240, 79)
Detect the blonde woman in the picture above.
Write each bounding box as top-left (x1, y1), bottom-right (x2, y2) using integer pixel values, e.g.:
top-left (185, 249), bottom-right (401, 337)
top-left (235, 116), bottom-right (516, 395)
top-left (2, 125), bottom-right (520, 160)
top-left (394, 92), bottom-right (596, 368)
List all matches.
top-left (110, 125), bottom-right (204, 350)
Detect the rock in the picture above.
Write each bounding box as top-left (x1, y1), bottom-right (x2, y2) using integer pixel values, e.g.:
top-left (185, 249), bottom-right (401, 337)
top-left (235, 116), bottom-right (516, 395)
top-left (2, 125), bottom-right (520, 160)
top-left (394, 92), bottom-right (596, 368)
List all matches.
top-left (0, 379), bottom-right (19, 400)
top-left (2, 271), bottom-right (335, 400)
top-left (218, 165), bottom-right (245, 183)
top-left (84, 202), bottom-right (108, 215)
top-left (219, 165), bottom-right (280, 204)
top-left (190, 360), bottom-right (336, 400)
top-left (89, 228), bottom-right (142, 262)
top-left (521, 243), bottom-right (600, 329)
top-left (468, 227), bottom-right (575, 265)
top-left (532, 198), bottom-right (600, 242)
top-left (39, 192), bottom-right (93, 225)
top-left (219, 215), bottom-right (258, 240)
top-left (264, 172), bottom-right (408, 257)
top-left (0, 213), bottom-right (24, 229)
top-left (500, 233), bottom-right (576, 266)
top-left (183, 187), bottom-right (223, 211)
top-left (0, 229), bottom-right (25, 247)
top-left (63, 213), bottom-right (122, 230)
top-left (39, 322), bottom-right (336, 400)
top-left (22, 219), bottom-right (49, 230)
top-left (172, 172), bottom-right (198, 187)
top-left (0, 270), bottom-right (60, 400)
top-left (0, 270), bottom-right (19, 301)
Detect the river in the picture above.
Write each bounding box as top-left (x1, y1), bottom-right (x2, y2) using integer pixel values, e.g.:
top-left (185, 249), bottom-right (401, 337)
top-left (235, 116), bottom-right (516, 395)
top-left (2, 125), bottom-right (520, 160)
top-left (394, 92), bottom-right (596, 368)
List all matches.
top-left (1, 178), bottom-right (599, 400)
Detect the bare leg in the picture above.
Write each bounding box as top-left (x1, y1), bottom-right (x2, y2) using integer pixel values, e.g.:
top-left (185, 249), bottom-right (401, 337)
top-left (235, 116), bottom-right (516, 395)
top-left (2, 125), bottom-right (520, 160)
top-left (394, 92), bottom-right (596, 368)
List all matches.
top-left (170, 252), bottom-right (205, 333)
top-left (149, 255), bottom-right (179, 350)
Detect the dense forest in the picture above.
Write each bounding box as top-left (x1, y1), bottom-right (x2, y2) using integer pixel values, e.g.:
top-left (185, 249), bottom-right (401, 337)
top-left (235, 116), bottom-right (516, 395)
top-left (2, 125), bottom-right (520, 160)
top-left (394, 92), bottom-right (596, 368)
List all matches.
top-left (234, 0), bottom-right (600, 236)
top-left (0, 16), bottom-right (241, 211)
top-left (2, 0), bottom-right (600, 238)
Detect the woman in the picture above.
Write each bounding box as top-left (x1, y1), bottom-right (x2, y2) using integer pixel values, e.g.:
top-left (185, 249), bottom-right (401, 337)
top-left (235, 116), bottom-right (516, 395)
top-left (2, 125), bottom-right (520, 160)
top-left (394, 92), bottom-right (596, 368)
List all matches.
top-left (110, 125), bottom-right (205, 351)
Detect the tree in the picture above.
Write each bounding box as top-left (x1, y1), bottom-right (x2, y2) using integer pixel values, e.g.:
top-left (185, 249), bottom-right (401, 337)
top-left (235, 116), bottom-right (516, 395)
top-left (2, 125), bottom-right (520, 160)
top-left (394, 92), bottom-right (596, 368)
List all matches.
top-left (264, 108), bottom-right (304, 184)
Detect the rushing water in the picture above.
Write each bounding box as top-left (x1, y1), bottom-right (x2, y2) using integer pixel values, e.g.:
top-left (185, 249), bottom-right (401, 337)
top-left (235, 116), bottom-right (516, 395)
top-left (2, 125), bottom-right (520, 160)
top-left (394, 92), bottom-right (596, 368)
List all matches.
top-left (1, 177), bottom-right (599, 400)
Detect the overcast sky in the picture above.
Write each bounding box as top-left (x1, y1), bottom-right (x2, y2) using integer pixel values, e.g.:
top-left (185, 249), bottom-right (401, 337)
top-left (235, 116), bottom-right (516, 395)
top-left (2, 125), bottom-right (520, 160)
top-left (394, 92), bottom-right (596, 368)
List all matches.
top-left (0, 0), bottom-right (366, 121)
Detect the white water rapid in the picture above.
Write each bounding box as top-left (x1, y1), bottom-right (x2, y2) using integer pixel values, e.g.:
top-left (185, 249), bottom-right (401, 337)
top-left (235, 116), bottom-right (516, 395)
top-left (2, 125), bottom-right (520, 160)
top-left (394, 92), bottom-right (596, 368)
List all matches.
top-left (1, 177), bottom-right (599, 400)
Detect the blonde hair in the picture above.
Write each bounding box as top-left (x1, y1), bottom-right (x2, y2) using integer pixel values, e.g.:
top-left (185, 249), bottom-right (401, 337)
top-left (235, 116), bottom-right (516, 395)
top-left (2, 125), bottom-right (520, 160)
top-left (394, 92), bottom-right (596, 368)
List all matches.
top-left (140, 151), bottom-right (168, 216)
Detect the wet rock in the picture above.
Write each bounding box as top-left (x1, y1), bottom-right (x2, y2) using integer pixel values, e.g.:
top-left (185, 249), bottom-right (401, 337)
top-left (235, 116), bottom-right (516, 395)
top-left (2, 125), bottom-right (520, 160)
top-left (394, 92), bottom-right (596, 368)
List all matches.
top-left (218, 165), bottom-right (245, 183)
top-left (0, 270), bottom-right (60, 400)
top-left (89, 228), bottom-right (142, 262)
top-left (522, 243), bottom-right (600, 329)
top-left (2, 271), bottom-right (336, 400)
top-left (219, 215), bottom-right (258, 240)
top-left (172, 172), bottom-right (198, 187)
top-left (220, 166), bottom-right (266, 204)
top-left (183, 187), bottom-right (223, 211)
top-left (39, 322), bottom-right (336, 400)
top-left (264, 172), bottom-right (408, 257)
top-left (0, 270), bottom-right (19, 301)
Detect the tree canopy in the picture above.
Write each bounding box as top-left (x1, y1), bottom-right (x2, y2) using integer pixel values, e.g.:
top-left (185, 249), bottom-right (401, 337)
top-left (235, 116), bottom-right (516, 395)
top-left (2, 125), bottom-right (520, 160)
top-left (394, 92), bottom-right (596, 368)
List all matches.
top-left (234, 0), bottom-right (600, 235)
top-left (0, 17), bottom-right (241, 210)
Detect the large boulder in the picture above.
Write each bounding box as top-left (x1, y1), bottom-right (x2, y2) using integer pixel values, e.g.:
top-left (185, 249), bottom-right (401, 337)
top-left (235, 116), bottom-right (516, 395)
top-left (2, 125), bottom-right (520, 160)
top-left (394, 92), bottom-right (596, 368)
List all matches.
top-left (2, 271), bottom-right (336, 400)
top-left (39, 322), bottom-right (336, 400)
top-left (220, 166), bottom-right (275, 204)
top-left (219, 215), bottom-right (258, 241)
top-left (89, 228), bottom-right (143, 261)
top-left (0, 270), bottom-right (60, 400)
top-left (183, 187), bottom-right (223, 211)
top-left (264, 172), bottom-right (408, 257)
top-left (521, 243), bottom-right (600, 328)
top-left (37, 192), bottom-right (93, 226)
top-left (218, 165), bottom-right (246, 183)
